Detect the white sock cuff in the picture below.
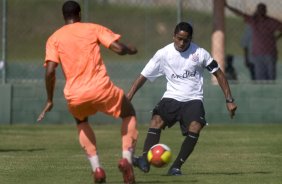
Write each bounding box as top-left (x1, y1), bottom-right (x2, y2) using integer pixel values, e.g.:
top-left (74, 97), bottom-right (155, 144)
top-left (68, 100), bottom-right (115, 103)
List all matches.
top-left (122, 150), bottom-right (132, 164)
top-left (88, 155), bottom-right (100, 172)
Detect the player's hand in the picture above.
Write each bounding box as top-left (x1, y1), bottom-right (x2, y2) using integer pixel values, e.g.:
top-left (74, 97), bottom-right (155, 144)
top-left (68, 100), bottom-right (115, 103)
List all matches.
top-left (226, 102), bottom-right (237, 119)
top-left (37, 101), bottom-right (53, 122)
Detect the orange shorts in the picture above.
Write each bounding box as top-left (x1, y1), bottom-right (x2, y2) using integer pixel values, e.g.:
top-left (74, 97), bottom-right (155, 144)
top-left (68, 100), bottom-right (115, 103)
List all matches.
top-left (68, 86), bottom-right (124, 121)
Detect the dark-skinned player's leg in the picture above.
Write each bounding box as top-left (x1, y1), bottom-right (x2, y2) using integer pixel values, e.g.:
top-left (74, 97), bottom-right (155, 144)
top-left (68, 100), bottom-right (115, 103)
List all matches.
top-left (118, 95), bottom-right (138, 184)
top-left (75, 117), bottom-right (106, 183)
top-left (167, 121), bottom-right (203, 176)
top-left (133, 115), bottom-right (164, 173)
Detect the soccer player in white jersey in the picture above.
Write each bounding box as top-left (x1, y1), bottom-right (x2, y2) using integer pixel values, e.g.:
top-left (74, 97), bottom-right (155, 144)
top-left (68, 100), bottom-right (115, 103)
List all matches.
top-left (127, 22), bottom-right (237, 176)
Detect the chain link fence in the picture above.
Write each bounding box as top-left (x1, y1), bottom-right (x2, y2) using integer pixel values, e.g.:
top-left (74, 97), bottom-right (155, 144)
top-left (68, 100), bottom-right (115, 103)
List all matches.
top-left (0, 0), bottom-right (282, 83)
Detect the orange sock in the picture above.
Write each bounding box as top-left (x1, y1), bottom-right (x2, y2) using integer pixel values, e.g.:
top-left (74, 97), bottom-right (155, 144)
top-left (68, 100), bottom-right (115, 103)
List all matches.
top-left (121, 116), bottom-right (138, 163)
top-left (77, 122), bottom-right (97, 157)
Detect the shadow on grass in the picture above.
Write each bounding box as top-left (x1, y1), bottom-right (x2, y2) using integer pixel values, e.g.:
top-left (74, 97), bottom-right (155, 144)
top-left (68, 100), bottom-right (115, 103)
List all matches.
top-left (0, 148), bottom-right (46, 152)
top-left (136, 180), bottom-right (198, 184)
top-left (192, 171), bottom-right (272, 175)
top-left (135, 174), bottom-right (198, 183)
top-left (133, 171), bottom-right (272, 184)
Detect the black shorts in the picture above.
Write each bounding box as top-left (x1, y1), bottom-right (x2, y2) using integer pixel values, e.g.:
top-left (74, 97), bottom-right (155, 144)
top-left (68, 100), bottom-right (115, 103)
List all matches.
top-left (152, 98), bottom-right (206, 136)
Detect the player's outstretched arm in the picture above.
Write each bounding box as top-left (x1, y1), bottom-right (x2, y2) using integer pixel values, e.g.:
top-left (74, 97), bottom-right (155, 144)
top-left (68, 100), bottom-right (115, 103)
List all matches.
top-left (109, 41), bottom-right (137, 55)
top-left (225, 0), bottom-right (247, 17)
top-left (213, 68), bottom-right (237, 119)
top-left (37, 61), bottom-right (58, 122)
top-left (127, 75), bottom-right (147, 101)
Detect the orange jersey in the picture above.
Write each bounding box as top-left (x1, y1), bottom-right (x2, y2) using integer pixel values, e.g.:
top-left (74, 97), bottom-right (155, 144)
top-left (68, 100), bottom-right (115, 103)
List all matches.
top-left (45, 22), bottom-right (124, 119)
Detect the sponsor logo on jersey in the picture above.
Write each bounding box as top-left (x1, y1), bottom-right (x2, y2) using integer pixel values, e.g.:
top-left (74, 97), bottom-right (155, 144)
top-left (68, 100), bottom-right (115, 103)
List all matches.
top-left (171, 70), bottom-right (196, 79)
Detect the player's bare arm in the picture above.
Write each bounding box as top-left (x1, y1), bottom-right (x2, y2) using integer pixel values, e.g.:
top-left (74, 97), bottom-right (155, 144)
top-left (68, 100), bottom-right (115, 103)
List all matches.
top-left (37, 61), bottom-right (58, 122)
top-left (109, 41), bottom-right (137, 55)
top-left (127, 75), bottom-right (147, 101)
top-left (213, 68), bottom-right (237, 118)
top-left (225, 0), bottom-right (248, 17)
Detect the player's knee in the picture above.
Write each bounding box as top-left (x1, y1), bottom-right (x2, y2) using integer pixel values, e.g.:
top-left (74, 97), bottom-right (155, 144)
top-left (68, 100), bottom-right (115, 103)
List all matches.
top-left (75, 117), bottom-right (88, 124)
top-left (188, 121), bottom-right (203, 134)
top-left (150, 115), bottom-right (164, 129)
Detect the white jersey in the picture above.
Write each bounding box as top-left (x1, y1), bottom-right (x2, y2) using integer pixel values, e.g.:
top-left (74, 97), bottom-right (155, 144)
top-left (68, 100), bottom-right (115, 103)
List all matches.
top-left (141, 42), bottom-right (219, 102)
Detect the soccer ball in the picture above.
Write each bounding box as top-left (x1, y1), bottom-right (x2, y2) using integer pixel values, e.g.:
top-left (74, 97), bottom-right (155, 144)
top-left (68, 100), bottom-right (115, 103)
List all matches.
top-left (147, 143), bottom-right (172, 168)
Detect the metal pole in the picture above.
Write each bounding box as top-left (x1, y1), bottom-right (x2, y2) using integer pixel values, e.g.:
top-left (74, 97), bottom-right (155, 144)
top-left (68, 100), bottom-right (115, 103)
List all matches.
top-left (1, 0), bottom-right (7, 84)
top-left (177, 0), bottom-right (183, 23)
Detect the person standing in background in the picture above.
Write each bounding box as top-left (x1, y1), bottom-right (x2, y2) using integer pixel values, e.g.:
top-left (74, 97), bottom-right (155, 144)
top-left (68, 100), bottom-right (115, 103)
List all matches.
top-left (225, 54), bottom-right (238, 81)
top-left (241, 24), bottom-right (255, 80)
top-left (225, 1), bottom-right (282, 81)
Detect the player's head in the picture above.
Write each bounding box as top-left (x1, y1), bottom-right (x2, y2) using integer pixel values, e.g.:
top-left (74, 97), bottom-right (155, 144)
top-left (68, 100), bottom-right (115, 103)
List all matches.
top-left (62, 1), bottom-right (81, 22)
top-left (255, 3), bottom-right (267, 17)
top-left (173, 22), bottom-right (193, 52)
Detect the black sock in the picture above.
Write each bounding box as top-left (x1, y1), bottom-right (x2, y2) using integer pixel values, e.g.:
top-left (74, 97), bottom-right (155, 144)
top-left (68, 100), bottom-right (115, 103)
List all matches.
top-left (171, 131), bottom-right (199, 169)
top-left (142, 128), bottom-right (161, 157)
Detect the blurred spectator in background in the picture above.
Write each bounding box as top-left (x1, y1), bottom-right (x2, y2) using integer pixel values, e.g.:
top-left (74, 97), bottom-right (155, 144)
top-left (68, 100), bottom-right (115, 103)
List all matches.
top-left (225, 1), bottom-right (282, 81)
top-left (241, 25), bottom-right (255, 80)
top-left (225, 54), bottom-right (238, 81)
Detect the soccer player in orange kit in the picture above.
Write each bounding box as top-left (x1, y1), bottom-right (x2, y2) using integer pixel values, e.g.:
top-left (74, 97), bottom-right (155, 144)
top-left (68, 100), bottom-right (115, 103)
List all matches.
top-left (37, 1), bottom-right (138, 184)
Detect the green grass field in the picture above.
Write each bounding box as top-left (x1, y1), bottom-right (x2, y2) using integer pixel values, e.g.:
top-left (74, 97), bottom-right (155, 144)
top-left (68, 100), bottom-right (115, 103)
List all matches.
top-left (0, 124), bottom-right (282, 184)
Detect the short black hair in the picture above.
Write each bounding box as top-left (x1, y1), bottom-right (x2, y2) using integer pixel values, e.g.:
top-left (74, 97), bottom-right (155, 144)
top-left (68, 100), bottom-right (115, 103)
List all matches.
top-left (258, 3), bottom-right (266, 8)
top-left (62, 1), bottom-right (81, 20)
top-left (174, 22), bottom-right (193, 37)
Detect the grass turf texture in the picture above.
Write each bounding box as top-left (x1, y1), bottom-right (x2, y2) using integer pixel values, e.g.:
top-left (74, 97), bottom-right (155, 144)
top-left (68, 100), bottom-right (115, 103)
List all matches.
top-left (0, 124), bottom-right (281, 184)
